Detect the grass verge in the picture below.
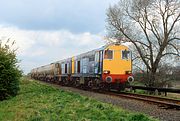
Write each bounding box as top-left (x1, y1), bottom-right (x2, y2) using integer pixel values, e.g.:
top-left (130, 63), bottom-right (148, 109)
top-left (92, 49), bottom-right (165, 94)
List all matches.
top-left (0, 78), bottom-right (158, 121)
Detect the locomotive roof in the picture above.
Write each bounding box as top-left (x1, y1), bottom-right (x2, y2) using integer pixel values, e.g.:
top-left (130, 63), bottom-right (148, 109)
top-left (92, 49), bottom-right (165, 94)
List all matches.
top-left (31, 43), bottom-right (126, 71)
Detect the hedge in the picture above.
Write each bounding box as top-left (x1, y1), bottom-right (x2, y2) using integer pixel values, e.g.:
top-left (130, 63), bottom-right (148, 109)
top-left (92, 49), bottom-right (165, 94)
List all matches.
top-left (0, 40), bottom-right (22, 100)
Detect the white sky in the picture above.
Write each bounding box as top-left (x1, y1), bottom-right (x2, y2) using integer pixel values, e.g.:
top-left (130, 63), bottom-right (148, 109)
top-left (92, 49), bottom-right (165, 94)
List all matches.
top-left (0, 0), bottom-right (119, 74)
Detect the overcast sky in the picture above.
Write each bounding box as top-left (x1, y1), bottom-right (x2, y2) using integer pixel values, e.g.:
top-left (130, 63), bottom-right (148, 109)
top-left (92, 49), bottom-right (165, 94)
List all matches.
top-left (0, 0), bottom-right (119, 74)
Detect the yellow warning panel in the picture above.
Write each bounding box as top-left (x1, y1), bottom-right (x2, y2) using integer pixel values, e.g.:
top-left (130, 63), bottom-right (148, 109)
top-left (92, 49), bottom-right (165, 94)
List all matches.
top-left (103, 45), bottom-right (132, 74)
top-left (72, 57), bottom-right (75, 73)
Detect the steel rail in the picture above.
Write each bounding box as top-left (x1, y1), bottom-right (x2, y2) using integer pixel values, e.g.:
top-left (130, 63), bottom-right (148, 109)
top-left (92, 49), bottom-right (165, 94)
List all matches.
top-left (105, 91), bottom-right (180, 110)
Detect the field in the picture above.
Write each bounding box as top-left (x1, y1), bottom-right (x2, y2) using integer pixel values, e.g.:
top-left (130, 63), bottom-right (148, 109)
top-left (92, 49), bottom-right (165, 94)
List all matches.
top-left (0, 78), bottom-right (157, 121)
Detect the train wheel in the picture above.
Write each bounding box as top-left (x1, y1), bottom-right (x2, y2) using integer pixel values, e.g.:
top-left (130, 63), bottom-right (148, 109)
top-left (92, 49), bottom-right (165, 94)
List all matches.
top-left (75, 79), bottom-right (80, 87)
top-left (88, 80), bottom-right (93, 90)
top-left (99, 82), bottom-right (105, 90)
top-left (63, 78), bottom-right (69, 86)
top-left (92, 79), bottom-right (100, 90)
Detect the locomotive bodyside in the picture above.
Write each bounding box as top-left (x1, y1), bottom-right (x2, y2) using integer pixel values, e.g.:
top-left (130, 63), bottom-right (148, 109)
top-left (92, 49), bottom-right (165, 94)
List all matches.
top-left (72, 50), bottom-right (96, 76)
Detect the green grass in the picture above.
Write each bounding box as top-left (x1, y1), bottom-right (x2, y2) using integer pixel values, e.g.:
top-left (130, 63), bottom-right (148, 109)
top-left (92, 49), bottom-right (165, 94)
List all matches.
top-left (0, 78), bottom-right (158, 121)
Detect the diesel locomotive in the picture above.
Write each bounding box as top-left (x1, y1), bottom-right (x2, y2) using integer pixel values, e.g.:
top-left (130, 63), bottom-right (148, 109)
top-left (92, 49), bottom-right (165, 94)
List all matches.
top-left (30, 43), bottom-right (134, 91)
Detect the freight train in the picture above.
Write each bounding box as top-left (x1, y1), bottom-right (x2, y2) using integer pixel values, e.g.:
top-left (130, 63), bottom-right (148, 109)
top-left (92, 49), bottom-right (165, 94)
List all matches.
top-left (30, 43), bottom-right (134, 91)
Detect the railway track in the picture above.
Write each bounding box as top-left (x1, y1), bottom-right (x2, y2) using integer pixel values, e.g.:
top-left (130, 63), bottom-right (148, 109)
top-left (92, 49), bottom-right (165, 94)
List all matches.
top-left (38, 80), bottom-right (180, 110)
top-left (103, 91), bottom-right (180, 110)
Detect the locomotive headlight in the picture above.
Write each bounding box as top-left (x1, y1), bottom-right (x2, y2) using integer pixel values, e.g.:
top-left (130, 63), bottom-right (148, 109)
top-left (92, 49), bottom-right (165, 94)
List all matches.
top-left (103, 70), bottom-right (110, 74)
top-left (125, 71), bottom-right (132, 74)
top-left (127, 76), bottom-right (134, 83)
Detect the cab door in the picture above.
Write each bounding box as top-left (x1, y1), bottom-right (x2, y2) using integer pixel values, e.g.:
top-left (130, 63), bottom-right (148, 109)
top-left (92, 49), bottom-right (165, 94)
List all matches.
top-left (94, 51), bottom-right (103, 74)
top-left (94, 51), bottom-right (99, 74)
top-left (99, 50), bottom-right (103, 74)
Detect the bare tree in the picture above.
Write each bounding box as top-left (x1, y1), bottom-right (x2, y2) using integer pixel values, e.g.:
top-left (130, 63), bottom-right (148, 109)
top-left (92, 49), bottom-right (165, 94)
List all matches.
top-left (106, 0), bottom-right (180, 87)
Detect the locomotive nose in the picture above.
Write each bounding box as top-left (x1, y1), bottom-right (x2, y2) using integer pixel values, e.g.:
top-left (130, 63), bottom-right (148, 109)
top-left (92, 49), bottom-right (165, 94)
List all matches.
top-left (127, 76), bottom-right (134, 83)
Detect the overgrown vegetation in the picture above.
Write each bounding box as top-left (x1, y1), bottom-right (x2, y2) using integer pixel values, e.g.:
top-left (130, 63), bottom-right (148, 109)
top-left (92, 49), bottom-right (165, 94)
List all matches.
top-left (133, 64), bottom-right (180, 87)
top-left (0, 78), bottom-right (157, 121)
top-left (0, 39), bottom-right (22, 101)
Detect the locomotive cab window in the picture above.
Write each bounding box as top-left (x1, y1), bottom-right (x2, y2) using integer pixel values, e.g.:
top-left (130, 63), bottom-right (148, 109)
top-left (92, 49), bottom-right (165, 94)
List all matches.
top-left (104, 49), bottom-right (113, 59)
top-left (122, 50), bottom-right (131, 60)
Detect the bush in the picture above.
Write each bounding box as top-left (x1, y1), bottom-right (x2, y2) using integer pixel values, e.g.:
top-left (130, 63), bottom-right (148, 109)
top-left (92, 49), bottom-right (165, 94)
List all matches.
top-left (0, 39), bottom-right (22, 101)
